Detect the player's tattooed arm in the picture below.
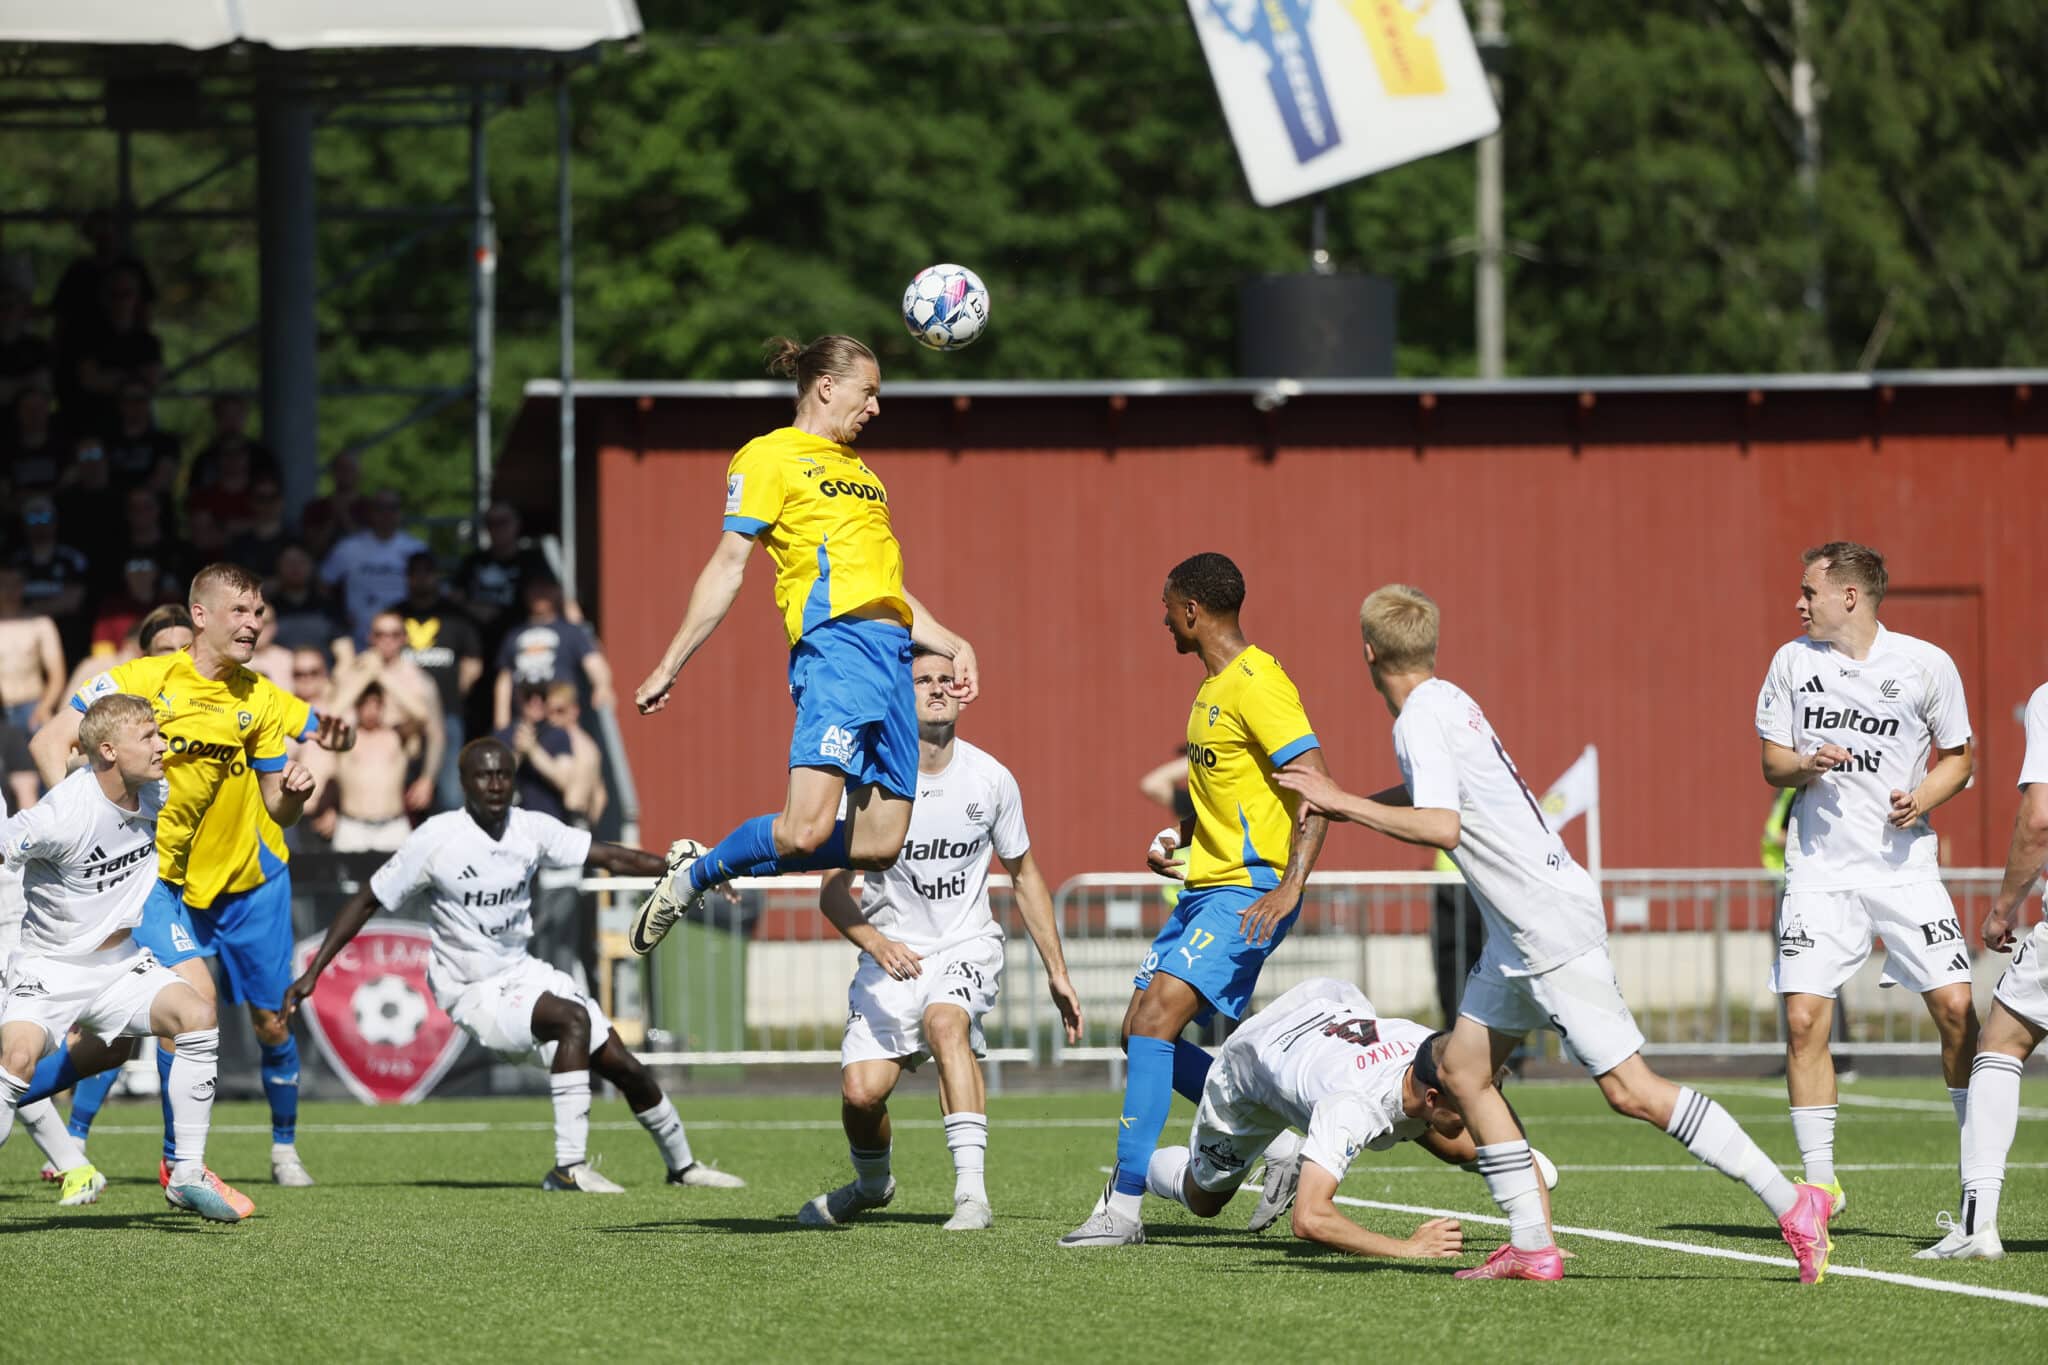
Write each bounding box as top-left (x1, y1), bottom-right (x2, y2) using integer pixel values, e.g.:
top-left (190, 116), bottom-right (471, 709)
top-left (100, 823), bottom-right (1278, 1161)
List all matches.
top-left (819, 868), bottom-right (922, 979)
top-left (584, 842), bottom-right (666, 878)
top-left (282, 886), bottom-right (384, 1019)
top-left (636, 530), bottom-right (754, 715)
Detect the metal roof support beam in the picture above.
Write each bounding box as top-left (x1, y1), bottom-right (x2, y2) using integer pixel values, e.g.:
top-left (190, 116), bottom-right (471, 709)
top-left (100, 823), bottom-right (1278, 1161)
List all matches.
top-left (258, 82), bottom-right (319, 517)
top-left (556, 65), bottom-right (577, 606)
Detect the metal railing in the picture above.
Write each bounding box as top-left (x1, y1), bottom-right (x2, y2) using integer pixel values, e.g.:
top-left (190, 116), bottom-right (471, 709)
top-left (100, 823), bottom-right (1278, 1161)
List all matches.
top-left (579, 867), bottom-right (2038, 1069)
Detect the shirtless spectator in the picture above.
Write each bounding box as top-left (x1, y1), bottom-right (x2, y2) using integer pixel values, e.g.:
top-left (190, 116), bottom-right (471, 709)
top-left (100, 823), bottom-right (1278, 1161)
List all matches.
top-left (101, 380), bottom-right (180, 494)
top-left (0, 565), bottom-right (64, 732)
top-left (267, 544), bottom-right (352, 662)
top-left (328, 682), bottom-right (412, 853)
top-left (545, 682), bottom-right (607, 829)
top-left (330, 608), bottom-right (441, 814)
top-left (458, 501), bottom-right (558, 660)
top-left (491, 577), bottom-right (612, 729)
top-left (322, 488), bottom-right (425, 645)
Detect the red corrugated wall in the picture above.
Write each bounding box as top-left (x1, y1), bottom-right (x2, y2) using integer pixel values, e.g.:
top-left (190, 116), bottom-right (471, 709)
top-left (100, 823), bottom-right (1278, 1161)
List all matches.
top-left (565, 384), bottom-right (2047, 886)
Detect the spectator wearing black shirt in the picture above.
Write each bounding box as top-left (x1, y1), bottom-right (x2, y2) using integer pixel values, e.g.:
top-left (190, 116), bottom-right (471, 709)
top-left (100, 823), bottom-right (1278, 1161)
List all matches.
top-left (0, 718), bottom-right (36, 815)
top-left (458, 501), bottom-right (558, 659)
top-left (186, 393), bottom-right (279, 491)
top-left (69, 263), bottom-right (162, 432)
top-left (4, 385), bottom-right (66, 499)
top-left (493, 681), bottom-right (576, 822)
top-left (0, 283), bottom-right (52, 409)
top-left (50, 210), bottom-right (155, 354)
top-left (491, 576), bottom-right (613, 730)
top-left (224, 473), bottom-right (294, 578)
top-left (101, 380), bottom-right (180, 493)
top-left (266, 543), bottom-right (353, 660)
top-left (111, 486), bottom-right (185, 597)
top-left (397, 551), bottom-right (483, 810)
top-left (10, 494), bottom-right (91, 662)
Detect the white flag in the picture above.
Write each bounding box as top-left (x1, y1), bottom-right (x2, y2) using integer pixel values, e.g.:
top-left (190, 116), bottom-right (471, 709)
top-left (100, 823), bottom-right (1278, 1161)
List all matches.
top-left (1539, 746), bottom-right (1599, 831)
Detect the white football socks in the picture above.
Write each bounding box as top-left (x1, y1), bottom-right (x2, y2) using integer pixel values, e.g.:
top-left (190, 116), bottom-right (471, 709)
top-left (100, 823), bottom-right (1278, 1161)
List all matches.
top-left (1668, 1086), bottom-right (1798, 1218)
top-left (634, 1095), bottom-right (695, 1173)
top-left (168, 1029), bottom-right (220, 1185)
top-left (18, 1100), bottom-right (87, 1174)
top-left (1789, 1104), bottom-right (1837, 1186)
top-left (0, 1067), bottom-right (26, 1148)
top-left (944, 1112), bottom-right (989, 1204)
top-left (549, 1072), bottom-right (591, 1168)
top-left (1145, 1145), bottom-right (1193, 1207)
top-left (850, 1143), bottom-right (892, 1196)
top-left (1475, 1140), bottom-right (1552, 1251)
top-left (1948, 1086), bottom-right (1969, 1128)
top-left (1264, 1128), bottom-right (1304, 1165)
top-left (1959, 1052), bottom-right (2023, 1233)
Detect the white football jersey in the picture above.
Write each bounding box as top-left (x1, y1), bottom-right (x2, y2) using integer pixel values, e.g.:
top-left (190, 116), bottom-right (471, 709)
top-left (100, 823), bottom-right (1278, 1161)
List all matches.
top-left (2019, 683), bottom-right (2048, 789)
top-left (0, 767), bottom-right (167, 956)
top-left (1395, 679), bottom-right (1607, 974)
top-left (1755, 627), bottom-right (1971, 891)
top-left (857, 739), bottom-right (1029, 955)
top-left (369, 808), bottom-right (591, 1006)
top-left (1226, 977), bottom-right (1433, 1182)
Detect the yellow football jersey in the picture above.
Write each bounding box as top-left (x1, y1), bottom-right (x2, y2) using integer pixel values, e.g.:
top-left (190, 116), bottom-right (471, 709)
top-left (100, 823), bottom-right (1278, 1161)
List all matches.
top-left (723, 426), bottom-right (911, 646)
top-left (1182, 646), bottom-right (1320, 890)
top-left (183, 689), bottom-right (315, 910)
top-left (73, 651), bottom-right (301, 890)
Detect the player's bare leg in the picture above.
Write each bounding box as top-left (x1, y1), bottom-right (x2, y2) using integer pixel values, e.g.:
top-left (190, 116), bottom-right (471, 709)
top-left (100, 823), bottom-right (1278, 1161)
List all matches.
top-left (1918, 999), bottom-right (2042, 1260)
top-left (1782, 990), bottom-right (1851, 1214)
top-left (1922, 980), bottom-right (1980, 1117)
top-left (532, 993), bottom-right (618, 1192)
top-left (779, 771), bottom-right (912, 872)
top-left (925, 1002), bottom-right (991, 1229)
top-left (589, 1031), bottom-right (742, 1190)
top-left (1436, 1016), bottom-right (1561, 1278)
top-left (799, 1058), bottom-right (903, 1225)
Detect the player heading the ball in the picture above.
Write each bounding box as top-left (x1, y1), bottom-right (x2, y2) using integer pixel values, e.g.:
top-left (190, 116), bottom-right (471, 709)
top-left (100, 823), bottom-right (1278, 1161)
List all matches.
top-left (629, 335), bottom-right (980, 949)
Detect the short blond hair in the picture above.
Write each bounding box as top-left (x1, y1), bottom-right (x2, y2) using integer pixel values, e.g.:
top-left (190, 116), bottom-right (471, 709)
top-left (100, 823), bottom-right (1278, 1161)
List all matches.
top-left (80, 692), bottom-right (155, 756)
top-left (1803, 541), bottom-right (1887, 607)
top-left (1359, 584), bottom-right (1439, 672)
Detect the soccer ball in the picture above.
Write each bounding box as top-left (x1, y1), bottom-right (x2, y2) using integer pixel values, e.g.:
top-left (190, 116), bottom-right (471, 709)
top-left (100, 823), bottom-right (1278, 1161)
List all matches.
top-left (902, 264), bottom-right (990, 351)
top-left (352, 974), bottom-right (429, 1048)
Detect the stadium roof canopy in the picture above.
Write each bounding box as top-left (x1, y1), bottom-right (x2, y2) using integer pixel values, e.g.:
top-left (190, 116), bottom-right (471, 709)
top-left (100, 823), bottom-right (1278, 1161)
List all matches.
top-left (0, 2), bottom-right (640, 54)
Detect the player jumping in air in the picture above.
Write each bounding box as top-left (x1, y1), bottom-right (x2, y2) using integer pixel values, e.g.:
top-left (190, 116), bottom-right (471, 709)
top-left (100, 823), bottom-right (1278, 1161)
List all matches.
top-left (798, 645), bottom-right (1082, 1231)
top-left (1060, 552), bottom-right (1331, 1248)
top-left (1, 695), bottom-right (243, 1221)
top-left (1756, 542), bottom-right (1978, 1218)
top-left (285, 738), bottom-right (744, 1194)
top-left (1277, 584), bottom-right (1833, 1282)
top-left (1916, 679), bottom-right (2048, 1261)
top-left (628, 335), bottom-right (980, 951)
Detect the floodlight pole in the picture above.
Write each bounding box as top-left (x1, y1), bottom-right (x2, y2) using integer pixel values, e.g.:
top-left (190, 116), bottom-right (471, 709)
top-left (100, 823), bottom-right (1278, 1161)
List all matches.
top-left (471, 98), bottom-right (496, 544)
top-left (1475, 0), bottom-right (1505, 380)
top-left (258, 82), bottom-right (320, 518)
top-left (556, 66), bottom-right (577, 608)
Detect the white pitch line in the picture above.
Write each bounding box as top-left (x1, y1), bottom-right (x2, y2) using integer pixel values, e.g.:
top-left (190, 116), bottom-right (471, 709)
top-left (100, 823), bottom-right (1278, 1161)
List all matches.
top-left (1709, 1083), bottom-right (2048, 1121)
top-left (77, 1117), bottom-right (1116, 1137)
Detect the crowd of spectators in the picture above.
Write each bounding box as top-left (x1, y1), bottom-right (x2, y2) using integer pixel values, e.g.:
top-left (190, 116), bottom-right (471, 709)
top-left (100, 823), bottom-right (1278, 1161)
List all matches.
top-left (0, 214), bottom-right (616, 841)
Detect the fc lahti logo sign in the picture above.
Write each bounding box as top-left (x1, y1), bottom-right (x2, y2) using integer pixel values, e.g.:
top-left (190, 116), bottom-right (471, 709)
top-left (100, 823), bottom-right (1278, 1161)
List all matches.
top-left (294, 922), bottom-right (467, 1105)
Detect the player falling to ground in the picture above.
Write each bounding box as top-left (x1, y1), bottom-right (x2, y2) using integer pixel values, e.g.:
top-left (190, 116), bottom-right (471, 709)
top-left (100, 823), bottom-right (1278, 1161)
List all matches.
top-left (24, 563), bottom-right (333, 1217)
top-left (1060, 552), bottom-right (1331, 1249)
top-left (628, 335), bottom-right (979, 952)
top-left (286, 738), bottom-right (744, 1194)
top-left (798, 645), bottom-right (1083, 1232)
top-left (1918, 680), bottom-right (2048, 1261)
top-left (1756, 542), bottom-right (1978, 1217)
top-left (1, 695), bottom-right (243, 1222)
top-left (1276, 585), bottom-right (1833, 1282)
top-left (1145, 976), bottom-right (1566, 1259)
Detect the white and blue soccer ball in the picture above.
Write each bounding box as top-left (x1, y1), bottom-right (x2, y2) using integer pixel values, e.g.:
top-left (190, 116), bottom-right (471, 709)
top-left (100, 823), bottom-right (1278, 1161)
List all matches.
top-left (902, 263), bottom-right (990, 351)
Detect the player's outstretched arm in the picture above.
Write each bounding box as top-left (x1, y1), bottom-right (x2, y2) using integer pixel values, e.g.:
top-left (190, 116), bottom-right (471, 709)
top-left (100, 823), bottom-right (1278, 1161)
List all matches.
top-left (1277, 767), bottom-right (1460, 851)
top-left (282, 886), bottom-right (383, 1019)
top-left (819, 868), bottom-right (922, 979)
top-left (1984, 781), bottom-right (2048, 952)
top-left (897, 587), bottom-right (978, 704)
top-left (1290, 1162), bottom-right (1462, 1258)
top-left (583, 842), bottom-right (666, 878)
top-left (1001, 849), bottom-right (1083, 1043)
top-left (636, 531), bottom-right (754, 715)
top-left (28, 702), bottom-right (82, 787)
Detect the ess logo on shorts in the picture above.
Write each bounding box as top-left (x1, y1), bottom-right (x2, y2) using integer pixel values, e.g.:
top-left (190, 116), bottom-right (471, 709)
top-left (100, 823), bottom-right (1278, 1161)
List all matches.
top-left (819, 726), bottom-right (857, 764)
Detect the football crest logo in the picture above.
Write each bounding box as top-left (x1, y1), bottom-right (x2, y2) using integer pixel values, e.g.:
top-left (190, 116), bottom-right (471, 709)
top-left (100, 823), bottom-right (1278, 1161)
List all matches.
top-left (237, 710), bottom-right (253, 730)
top-left (294, 922), bottom-right (467, 1104)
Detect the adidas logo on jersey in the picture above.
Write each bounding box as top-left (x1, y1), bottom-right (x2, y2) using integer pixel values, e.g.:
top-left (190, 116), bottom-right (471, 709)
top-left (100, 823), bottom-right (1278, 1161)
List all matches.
top-left (1799, 677), bottom-right (1826, 694)
top-left (88, 844), bottom-right (106, 860)
top-left (457, 864), bottom-right (479, 880)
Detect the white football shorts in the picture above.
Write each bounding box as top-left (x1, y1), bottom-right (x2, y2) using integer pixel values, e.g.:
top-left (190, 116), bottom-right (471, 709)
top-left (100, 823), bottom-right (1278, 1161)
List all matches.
top-left (1184, 1049), bottom-right (1288, 1193)
top-left (1992, 922), bottom-right (2048, 1031)
top-left (447, 956), bottom-right (612, 1067)
top-left (1772, 882), bottom-right (1970, 997)
top-left (1459, 940), bottom-right (1647, 1078)
top-left (841, 934), bottom-right (1004, 1069)
top-left (0, 939), bottom-right (182, 1059)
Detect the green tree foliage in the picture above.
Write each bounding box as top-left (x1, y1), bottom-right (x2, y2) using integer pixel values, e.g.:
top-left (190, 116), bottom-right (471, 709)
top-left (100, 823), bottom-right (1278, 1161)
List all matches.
top-left (1, 0), bottom-right (2041, 512)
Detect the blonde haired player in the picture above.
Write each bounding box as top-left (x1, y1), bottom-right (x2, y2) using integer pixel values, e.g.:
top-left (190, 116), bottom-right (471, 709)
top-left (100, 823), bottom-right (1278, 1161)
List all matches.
top-left (1, 695), bottom-right (242, 1222)
top-left (1916, 679), bottom-right (2048, 1261)
top-left (1277, 584), bottom-right (1833, 1282)
top-left (1756, 542), bottom-right (1978, 1217)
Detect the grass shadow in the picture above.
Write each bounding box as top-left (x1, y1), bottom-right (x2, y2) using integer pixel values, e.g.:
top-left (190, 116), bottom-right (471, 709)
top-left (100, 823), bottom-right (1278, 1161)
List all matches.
top-left (1661, 1222), bottom-right (1789, 1243)
top-left (0, 1211), bottom-right (214, 1234)
top-left (598, 1212), bottom-right (953, 1236)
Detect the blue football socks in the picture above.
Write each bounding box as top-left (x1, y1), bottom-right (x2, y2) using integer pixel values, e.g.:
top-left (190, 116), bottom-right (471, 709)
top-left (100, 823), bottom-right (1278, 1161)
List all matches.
top-left (1113, 1036), bottom-right (1177, 1198)
top-left (690, 814), bottom-right (850, 890)
top-left (65, 1068), bottom-right (119, 1141)
top-left (1172, 1039), bottom-right (1214, 1102)
top-left (157, 1041), bottom-right (176, 1162)
top-left (18, 1043), bottom-right (79, 1107)
top-left (261, 1035), bottom-right (301, 1145)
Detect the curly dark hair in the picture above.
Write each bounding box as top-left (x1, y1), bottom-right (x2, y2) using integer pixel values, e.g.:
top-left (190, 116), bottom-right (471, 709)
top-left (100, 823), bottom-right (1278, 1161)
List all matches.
top-left (1165, 552), bottom-right (1246, 614)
